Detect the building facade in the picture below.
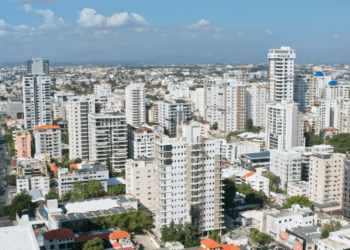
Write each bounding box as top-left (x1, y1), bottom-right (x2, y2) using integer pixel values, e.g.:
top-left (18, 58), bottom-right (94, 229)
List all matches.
top-left (125, 83), bottom-right (146, 126)
top-left (15, 130), bottom-right (32, 158)
top-left (34, 125), bottom-right (62, 158)
top-left (247, 85), bottom-right (268, 127)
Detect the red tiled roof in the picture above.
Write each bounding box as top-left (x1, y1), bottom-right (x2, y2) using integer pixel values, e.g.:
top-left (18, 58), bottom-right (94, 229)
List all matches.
top-left (7, 118), bottom-right (12, 122)
top-left (70, 163), bottom-right (79, 170)
top-left (35, 232), bottom-right (40, 236)
top-left (109, 231), bottom-right (131, 240)
top-left (75, 233), bottom-right (110, 243)
top-left (43, 228), bottom-right (75, 240)
top-left (201, 238), bottom-right (221, 249)
top-left (221, 244), bottom-right (241, 250)
top-left (50, 165), bottom-right (57, 174)
top-left (11, 162), bottom-right (17, 166)
top-left (34, 125), bottom-right (60, 130)
top-left (242, 172), bottom-right (255, 179)
top-left (112, 241), bottom-right (121, 247)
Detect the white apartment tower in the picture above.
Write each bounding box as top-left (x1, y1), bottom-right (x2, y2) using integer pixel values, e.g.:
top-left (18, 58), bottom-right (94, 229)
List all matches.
top-left (268, 46), bottom-right (295, 102)
top-left (23, 58), bottom-right (52, 129)
top-left (88, 111), bottom-right (127, 172)
top-left (266, 101), bottom-right (302, 150)
top-left (247, 85), bottom-right (268, 127)
top-left (205, 78), bottom-right (247, 132)
top-left (93, 83), bottom-right (112, 95)
top-left (125, 83), bottom-right (146, 126)
top-left (158, 99), bottom-right (192, 137)
top-left (154, 125), bottom-right (225, 236)
top-left (34, 125), bottom-right (62, 158)
top-left (66, 95), bottom-right (105, 160)
top-left (294, 74), bottom-right (317, 112)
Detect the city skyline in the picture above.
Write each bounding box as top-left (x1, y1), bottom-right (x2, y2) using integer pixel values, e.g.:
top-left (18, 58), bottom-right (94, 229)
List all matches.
top-left (1, 0), bottom-right (350, 64)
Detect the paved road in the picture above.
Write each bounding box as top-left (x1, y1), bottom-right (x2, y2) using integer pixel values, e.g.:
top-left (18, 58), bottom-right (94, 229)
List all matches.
top-left (0, 125), bottom-right (16, 209)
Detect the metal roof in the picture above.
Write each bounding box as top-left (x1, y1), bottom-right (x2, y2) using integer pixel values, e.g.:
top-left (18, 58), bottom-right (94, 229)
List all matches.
top-left (243, 151), bottom-right (270, 159)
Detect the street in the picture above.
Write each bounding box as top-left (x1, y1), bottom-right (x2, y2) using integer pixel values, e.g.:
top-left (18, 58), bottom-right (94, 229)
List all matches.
top-left (0, 122), bottom-right (16, 211)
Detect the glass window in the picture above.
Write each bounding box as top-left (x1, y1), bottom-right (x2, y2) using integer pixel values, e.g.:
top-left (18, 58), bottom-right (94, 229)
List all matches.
top-left (345, 188), bottom-right (348, 192)
top-left (346, 177), bottom-right (349, 181)
top-left (346, 164), bottom-right (350, 169)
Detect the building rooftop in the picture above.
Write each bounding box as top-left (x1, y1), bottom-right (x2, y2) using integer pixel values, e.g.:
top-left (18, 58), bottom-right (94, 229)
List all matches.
top-left (34, 125), bottom-right (60, 130)
top-left (243, 152), bottom-right (270, 159)
top-left (320, 238), bottom-right (350, 248)
top-left (0, 224), bottom-right (40, 250)
top-left (43, 228), bottom-right (75, 240)
top-left (290, 225), bottom-right (321, 244)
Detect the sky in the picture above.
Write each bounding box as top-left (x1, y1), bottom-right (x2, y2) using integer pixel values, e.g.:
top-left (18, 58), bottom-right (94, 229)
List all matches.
top-left (1, 0), bottom-right (350, 64)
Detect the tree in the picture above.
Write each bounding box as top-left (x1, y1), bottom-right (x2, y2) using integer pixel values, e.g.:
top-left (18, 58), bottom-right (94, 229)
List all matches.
top-left (223, 178), bottom-right (237, 210)
top-left (161, 222), bottom-right (199, 247)
top-left (209, 231), bottom-right (221, 243)
top-left (281, 195), bottom-right (312, 209)
top-left (212, 122), bottom-right (218, 130)
top-left (250, 228), bottom-right (272, 245)
top-left (263, 172), bottom-right (284, 193)
top-left (327, 133), bottom-right (350, 153)
top-left (106, 151), bottom-right (113, 177)
top-left (45, 189), bottom-right (59, 201)
top-left (108, 185), bottom-right (126, 196)
top-left (61, 133), bottom-right (69, 144)
top-left (304, 132), bottom-right (324, 147)
top-left (83, 180), bottom-right (103, 199)
top-left (246, 119), bottom-right (260, 134)
top-left (82, 237), bottom-right (104, 250)
top-left (321, 228), bottom-right (329, 239)
top-left (1, 190), bottom-right (33, 220)
top-left (119, 169), bottom-right (125, 179)
top-left (227, 131), bottom-right (242, 140)
top-left (237, 183), bottom-right (253, 196)
top-left (4, 175), bottom-right (16, 186)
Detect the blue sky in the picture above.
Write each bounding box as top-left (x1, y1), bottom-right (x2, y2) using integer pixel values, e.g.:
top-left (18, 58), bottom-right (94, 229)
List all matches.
top-left (1, 0), bottom-right (350, 63)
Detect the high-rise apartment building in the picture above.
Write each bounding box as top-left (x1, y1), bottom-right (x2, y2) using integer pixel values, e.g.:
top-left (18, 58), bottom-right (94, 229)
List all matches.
top-left (205, 78), bottom-right (247, 132)
top-left (158, 99), bottom-right (192, 137)
top-left (294, 74), bottom-right (317, 112)
top-left (23, 75), bottom-right (52, 129)
top-left (247, 85), bottom-right (268, 127)
top-left (127, 124), bottom-right (164, 159)
top-left (27, 58), bottom-right (49, 75)
top-left (125, 158), bottom-right (156, 212)
top-left (93, 83), bottom-right (112, 95)
top-left (148, 104), bottom-right (158, 123)
top-left (309, 151), bottom-right (344, 204)
top-left (88, 111), bottom-right (127, 172)
top-left (14, 130), bottom-right (32, 158)
top-left (125, 83), bottom-right (146, 126)
top-left (268, 46), bottom-right (295, 102)
top-left (266, 101), bottom-right (302, 150)
top-left (270, 149), bottom-right (302, 190)
top-left (66, 95), bottom-right (105, 160)
top-left (308, 99), bottom-right (338, 128)
top-left (154, 125), bottom-right (225, 236)
top-left (336, 99), bottom-right (350, 133)
top-left (342, 158), bottom-right (350, 218)
top-left (34, 125), bottom-right (62, 158)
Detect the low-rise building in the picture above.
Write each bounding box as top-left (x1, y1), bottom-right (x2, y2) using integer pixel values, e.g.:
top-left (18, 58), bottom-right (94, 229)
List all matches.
top-left (287, 181), bottom-right (309, 197)
top-left (38, 196), bottom-right (137, 230)
top-left (34, 125), bottom-right (62, 158)
top-left (17, 174), bottom-right (50, 195)
top-left (240, 152), bottom-right (270, 171)
top-left (57, 161), bottom-right (109, 197)
top-left (16, 158), bottom-right (47, 176)
top-left (125, 158), bottom-right (155, 212)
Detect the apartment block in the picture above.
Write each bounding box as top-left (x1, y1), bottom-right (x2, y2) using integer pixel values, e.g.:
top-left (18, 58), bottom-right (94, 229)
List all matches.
top-left (335, 99), bottom-right (350, 134)
top-left (247, 85), bottom-right (268, 127)
top-left (154, 125), bottom-right (225, 236)
top-left (23, 75), bottom-right (52, 129)
top-left (34, 125), bottom-right (62, 158)
top-left (93, 83), bottom-right (112, 95)
top-left (309, 151), bottom-right (344, 204)
top-left (27, 58), bottom-right (49, 75)
top-left (125, 158), bottom-right (155, 212)
top-left (205, 78), bottom-right (247, 132)
top-left (127, 124), bottom-right (164, 159)
top-left (66, 95), bottom-right (105, 160)
top-left (16, 158), bottom-right (48, 176)
top-left (158, 99), bottom-right (192, 137)
top-left (343, 158), bottom-right (350, 218)
top-left (294, 74), bottom-right (317, 112)
top-left (57, 161), bottom-right (109, 197)
top-left (266, 101), bottom-right (302, 150)
top-left (53, 102), bottom-right (68, 121)
top-left (125, 83), bottom-right (146, 126)
top-left (308, 99), bottom-right (337, 129)
top-left (17, 174), bottom-right (50, 196)
top-left (268, 46), bottom-right (295, 102)
top-left (14, 130), bottom-right (32, 158)
top-left (287, 181), bottom-right (309, 197)
top-left (270, 149), bottom-right (302, 190)
top-left (88, 111), bottom-right (127, 172)
top-left (148, 104), bottom-right (158, 123)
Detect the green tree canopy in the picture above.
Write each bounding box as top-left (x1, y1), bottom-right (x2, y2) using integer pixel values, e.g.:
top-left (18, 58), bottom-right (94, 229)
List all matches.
top-left (212, 122), bottom-right (218, 130)
top-left (161, 222), bottom-right (199, 247)
top-left (1, 190), bottom-right (33, 220)
top-left (61, 180), bottom-right (103, 201)
top-left (223, 178), bottom-right (237, 210)
top-left (4, 175), bottom-right (16, 186)
top-left (45, 189), bottom-right (59, 201)
top-left (209, 231), bottom-right (221, 243)
top-left (250, 228), bottom-right (272, 245)
top-left (227, 131), bottom-right (242, 140)
top-left (327, 133), bottom-right (350, 153)
top-left (263, 172), bottom-right (284, 193)
top-left (281, 195), bottom-right (312, 209)
top-left (108, 185), bottom-right (126, 196)
top-left (61, 133), bottom-right (69, 144)
top-left (246, 119), bottom-right (260, 133)
top-left (304, 132), bottom-right (324, 147)
top-left (82, 237), bottom-right (104, 250)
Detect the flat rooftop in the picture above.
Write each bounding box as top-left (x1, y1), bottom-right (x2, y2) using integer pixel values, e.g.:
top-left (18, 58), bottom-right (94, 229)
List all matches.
top-left (320, 238), bottom-right (350, 248)
top-left (243, 152), bottom-right (270, 159)
top-left (0, 224), bottom-right (39, 250)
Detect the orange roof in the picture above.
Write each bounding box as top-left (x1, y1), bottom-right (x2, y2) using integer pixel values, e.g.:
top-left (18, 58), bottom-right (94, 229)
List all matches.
top-left (50, 165), bottom-right (57, 174)
top-left (70, 163), bottom-right (79, 170)
top-left (112, 241), bottom-right (121, 247)
top-left (242, 172), bottom-right (255, 179)
top-left (221, 244), bottom-right (241, 250)
top-left (109, 231), bottom-right (131, 240)
top-left (201, 238), bottom-right (221, 249)
top-left (34, 125), bottom-right (60, 130)
top-left (6, 118), bottom-right (12, 122)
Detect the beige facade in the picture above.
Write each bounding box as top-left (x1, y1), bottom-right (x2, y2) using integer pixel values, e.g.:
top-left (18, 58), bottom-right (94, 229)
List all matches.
top-left (179, 120), bottom-right (210, 138)
top-left (148, 104), bottom-right (158, 123)
top-left (309, 152), bottom-right (345, 204)
top-left (125, 158), bottom-right (155, 213)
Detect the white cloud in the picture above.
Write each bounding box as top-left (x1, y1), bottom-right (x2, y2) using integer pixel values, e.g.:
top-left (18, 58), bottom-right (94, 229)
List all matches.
top-left (21, 4), bottom-right (66, 29)
top-left (237, 32), bottom-right (244, 37)
top-left (184, 19), bottom-right (210, 29)
top-left (77, 8), bottom-right (105, 28)
top-left (9, 0), bottom-right (57, 3)
top-left (266, 30), bottom-right (273, 35)
top-left (0, 30), bottom-right (7, 36)
top-left (333, 34), bottom-right (340, 39)
top-left (106, 12), bottom-right (129, 27)
top-left (133, 27), bottom-right (148, 32)
top-left (12, 24), bottom-right (30, 30)
top-left (0, 19), bottom-right (8, 28)
top-left (78, 8), bottom-right (149, 28)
